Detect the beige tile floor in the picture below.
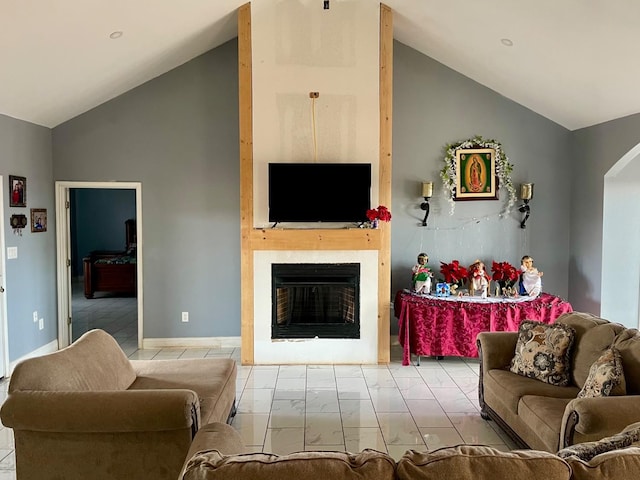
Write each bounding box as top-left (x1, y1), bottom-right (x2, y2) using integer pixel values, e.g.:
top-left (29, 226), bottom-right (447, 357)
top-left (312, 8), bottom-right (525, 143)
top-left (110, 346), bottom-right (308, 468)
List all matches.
top-left (0, 293), bottom-right (518, 478)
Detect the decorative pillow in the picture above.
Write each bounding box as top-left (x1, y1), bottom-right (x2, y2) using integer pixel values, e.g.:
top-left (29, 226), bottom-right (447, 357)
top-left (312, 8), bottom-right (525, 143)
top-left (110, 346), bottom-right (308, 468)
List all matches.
top-left (557, 425), bottom-right (640, 461)
top-left (510, 320), bottom-right (576, 386)
top-left (577, 348), bottom-right (626, 398)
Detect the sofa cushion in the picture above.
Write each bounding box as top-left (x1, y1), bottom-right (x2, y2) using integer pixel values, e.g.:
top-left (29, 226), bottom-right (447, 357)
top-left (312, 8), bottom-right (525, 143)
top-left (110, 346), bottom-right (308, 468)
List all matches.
top-left (182, 449), bottom-right (396, 480)
top-left (130, 358), bottom-right (237, 426)
top-left (9, 329), bottom-right (136, 392)
top-left (557, 423), bottom-right (640, 461)
top-left (396, 445), bottom-right (571, 480)
top-left (577, 348), bottom-right (626, 398)
top-left (510, 320), bottom-right (576, 386)
top-left (484, 369), bottom-right (579, 415)
top-left (555, 313), bottom-right (624, 388)
top-left (517, 395), bottom-right (573, 452)
top-left (612, 329), bottom-right (640, 394)
top-left (564, 447), bottom-right (640, 480)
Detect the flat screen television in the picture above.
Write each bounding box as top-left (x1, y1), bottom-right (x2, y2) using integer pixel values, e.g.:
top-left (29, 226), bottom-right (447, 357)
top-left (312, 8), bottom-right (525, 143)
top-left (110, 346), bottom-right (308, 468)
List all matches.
top-left (269, 163), bottom-right (371, 223)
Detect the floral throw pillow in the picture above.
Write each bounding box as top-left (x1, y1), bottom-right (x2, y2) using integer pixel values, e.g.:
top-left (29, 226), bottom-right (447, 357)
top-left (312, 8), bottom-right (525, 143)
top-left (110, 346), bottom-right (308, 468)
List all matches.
top-left (510, 320), bottom-right (576, 386)
top-left (557, 425), bottom-right (640, 461)
top-left (577, 348), bottom-right (626, 398)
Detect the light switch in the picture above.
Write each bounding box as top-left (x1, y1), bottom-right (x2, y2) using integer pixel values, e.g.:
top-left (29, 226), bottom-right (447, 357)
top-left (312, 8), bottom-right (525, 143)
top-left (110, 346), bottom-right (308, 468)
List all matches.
top-left (7, 247), bottom-right (17, 259)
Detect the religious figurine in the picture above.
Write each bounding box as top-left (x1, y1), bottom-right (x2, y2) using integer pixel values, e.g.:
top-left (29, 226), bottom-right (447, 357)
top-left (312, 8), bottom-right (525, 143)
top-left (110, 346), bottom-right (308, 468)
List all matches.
top-left (469, 259), bottom-right (490, 298)
top-left (519, 255), bottom-right (543, 297)
top-left (411, 253), bottom-right (433, 294)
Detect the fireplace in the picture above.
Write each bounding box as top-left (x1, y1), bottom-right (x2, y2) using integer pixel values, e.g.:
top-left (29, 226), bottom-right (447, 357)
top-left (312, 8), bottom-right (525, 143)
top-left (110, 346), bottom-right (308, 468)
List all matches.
top-left (272, 263), bottom-right (360, 339)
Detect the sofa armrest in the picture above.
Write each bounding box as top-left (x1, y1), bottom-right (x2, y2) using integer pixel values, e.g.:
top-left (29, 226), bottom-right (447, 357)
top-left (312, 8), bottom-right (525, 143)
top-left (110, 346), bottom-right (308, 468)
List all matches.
top-left (561, 395), bottom-right (640, 448)
top-left (0, 389), bottom-right (199, 433)
top-left (179, 422), bottom-right (245, 477)
top-left (477, 331), bottom-right (518, 371)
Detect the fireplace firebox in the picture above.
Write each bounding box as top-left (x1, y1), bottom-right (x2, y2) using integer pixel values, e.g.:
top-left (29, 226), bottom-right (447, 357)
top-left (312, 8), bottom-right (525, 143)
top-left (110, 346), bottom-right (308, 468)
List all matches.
top-left (272, 263), bottom-right (360, 339)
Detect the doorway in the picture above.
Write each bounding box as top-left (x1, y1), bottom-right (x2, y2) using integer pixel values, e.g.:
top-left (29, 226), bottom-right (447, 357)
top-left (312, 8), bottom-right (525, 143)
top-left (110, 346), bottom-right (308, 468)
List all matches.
top-left (601, 143), bottom-right (640, 329)
top-left (0, 175), bottom-right (9, 377)
top-left (55, 181), bottom-right (143, 349)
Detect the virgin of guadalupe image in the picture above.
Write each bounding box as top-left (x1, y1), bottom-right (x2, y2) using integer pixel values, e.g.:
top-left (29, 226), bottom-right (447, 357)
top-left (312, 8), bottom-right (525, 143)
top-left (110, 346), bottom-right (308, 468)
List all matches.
top-left (465, 154), bottom-right (486, 193)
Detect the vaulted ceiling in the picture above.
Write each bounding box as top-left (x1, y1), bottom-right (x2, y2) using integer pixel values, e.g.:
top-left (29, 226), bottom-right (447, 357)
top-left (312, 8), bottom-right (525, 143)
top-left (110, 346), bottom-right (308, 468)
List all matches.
top-left (2, 0), bottom-right (637, 130)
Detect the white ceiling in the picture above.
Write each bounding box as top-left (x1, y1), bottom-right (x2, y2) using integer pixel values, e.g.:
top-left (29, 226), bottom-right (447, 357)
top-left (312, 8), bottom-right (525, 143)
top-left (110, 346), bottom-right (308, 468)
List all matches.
top-left (1, 0), bottom-right (638, 130)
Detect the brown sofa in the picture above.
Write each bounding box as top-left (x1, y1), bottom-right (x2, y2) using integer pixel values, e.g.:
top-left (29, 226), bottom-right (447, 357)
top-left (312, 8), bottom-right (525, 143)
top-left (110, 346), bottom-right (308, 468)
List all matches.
top-left (177, 421), bottom-right (640, 480)
top-left (477, 311), bottom-right (640, 452)
top-left (0, 329), bottom-right (237, 480)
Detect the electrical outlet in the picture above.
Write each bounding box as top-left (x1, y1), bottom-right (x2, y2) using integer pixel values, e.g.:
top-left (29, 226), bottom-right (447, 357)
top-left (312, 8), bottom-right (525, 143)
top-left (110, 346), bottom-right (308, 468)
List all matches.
top-left (7, 247), bottom-right (17, 259)
top-left (38, 318), bottom-right (44, 330)
top-left (33, 311), bottom-right (38, 323)
top-left (181, 312), bottom-right (189, 323)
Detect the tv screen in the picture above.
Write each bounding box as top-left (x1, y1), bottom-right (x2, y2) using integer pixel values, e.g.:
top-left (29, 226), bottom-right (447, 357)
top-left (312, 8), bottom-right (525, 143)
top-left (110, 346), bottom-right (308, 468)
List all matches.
top-left (269, 163), bottom-right (371, 223)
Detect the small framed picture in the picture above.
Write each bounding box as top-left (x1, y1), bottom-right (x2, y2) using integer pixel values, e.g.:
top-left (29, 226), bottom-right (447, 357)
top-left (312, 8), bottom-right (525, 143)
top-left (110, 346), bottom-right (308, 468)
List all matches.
top-left (30, 208), bottom-right (47, 233)
top-left (9, 175), bottom-right (26, 207)
top-left (454, 148), bottom-right (498, 200)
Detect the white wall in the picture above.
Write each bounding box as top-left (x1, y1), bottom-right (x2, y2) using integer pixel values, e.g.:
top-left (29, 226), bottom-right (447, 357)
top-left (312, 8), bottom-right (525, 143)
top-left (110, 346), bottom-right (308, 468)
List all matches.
top-left (251, 0), bottom-right (380, 227)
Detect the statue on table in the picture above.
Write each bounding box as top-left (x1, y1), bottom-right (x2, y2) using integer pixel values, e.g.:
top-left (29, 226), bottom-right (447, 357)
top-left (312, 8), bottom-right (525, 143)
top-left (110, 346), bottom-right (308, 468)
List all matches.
top-left (469, 259), bottom-right (490, 298)
top-left (411, 253), bottom-right (433, 294)
top-left (519, 255), bottom-right (543, 297)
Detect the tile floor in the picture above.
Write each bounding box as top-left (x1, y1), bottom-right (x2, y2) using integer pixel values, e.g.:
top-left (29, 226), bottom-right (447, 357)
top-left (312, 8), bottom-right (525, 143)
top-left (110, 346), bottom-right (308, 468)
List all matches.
top-left (0, 292), bottom-right (518, 478)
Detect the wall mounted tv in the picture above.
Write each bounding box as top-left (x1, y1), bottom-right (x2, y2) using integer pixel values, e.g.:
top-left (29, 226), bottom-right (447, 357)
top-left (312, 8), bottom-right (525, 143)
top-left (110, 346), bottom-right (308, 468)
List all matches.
top-left (269, 163), bottom-right (371, 223)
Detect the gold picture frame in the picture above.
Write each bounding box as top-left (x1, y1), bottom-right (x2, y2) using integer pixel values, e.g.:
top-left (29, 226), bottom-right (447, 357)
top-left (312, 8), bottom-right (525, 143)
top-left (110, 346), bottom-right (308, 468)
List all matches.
top-left (454, 148), bottom-right (498, 200)
top-left (30, 208), bottom-right (47, 233)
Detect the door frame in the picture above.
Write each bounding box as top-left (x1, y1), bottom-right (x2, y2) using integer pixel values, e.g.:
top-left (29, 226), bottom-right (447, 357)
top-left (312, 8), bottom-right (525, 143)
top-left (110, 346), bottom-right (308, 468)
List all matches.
top-left (0, 175), bottom-right (9, 377)
top-left (55, 181), bottom-right (143, 349)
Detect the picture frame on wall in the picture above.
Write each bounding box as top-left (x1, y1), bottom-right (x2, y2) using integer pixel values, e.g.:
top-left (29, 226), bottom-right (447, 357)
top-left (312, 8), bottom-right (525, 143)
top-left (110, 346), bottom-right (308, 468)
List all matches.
top-left (9, 175), bottom-right (27, 207)
top-left (30, 208), bottom-right (47, 233)
top-left (454, 148), bottom-right (498, 201)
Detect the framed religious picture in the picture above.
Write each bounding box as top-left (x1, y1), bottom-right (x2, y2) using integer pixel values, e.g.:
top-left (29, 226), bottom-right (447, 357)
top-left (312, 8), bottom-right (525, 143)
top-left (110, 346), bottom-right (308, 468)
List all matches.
top-left (30, 208), bottom-right (47, 233)
top-left (454, 148), bottom-right (498, 200)
top-left (9, 175), bottom-right (27, 207)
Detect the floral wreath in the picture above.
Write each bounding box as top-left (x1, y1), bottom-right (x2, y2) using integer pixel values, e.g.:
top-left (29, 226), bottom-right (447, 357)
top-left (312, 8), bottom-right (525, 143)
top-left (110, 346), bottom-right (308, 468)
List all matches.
top-left (440, 135), bottom-right (516, 216)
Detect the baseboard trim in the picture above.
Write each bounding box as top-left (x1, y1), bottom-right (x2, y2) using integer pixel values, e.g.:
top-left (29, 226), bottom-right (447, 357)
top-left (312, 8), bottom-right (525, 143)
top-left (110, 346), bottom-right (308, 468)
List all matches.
top-left (8, 339), bottom-right (59, 375)
top-left (142, 336), bottom-right (241, 349)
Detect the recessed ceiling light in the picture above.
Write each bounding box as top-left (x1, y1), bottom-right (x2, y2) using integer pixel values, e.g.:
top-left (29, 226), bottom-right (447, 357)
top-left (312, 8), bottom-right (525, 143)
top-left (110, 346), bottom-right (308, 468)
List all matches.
top-left (500, 38), bottom-right (513, 47)
top-left (109, 31), bottom-right (123, 39)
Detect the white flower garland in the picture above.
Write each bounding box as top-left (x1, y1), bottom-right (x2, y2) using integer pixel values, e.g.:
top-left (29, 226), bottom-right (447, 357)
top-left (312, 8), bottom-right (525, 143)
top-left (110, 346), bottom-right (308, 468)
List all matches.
top-left (440, 135), bottom-right (516, 216)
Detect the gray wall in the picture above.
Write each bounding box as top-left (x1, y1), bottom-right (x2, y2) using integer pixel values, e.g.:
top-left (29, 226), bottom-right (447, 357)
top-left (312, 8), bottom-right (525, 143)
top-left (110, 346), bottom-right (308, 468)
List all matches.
top-left (53, 39), bottom-right (241, 338)
top-left (392, 42), bottom-right (572, 301)
top-left (0, 114), bottom-right (57, 361)
top-left (71, 189), bottom-right (136, 276)
top-left (569, 112), bottom-right (640, 314)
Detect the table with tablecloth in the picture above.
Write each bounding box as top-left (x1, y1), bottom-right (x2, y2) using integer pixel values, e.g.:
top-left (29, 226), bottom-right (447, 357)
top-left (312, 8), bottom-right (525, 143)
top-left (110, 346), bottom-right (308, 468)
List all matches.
top-left (394, 290), bottom-right (573, 365)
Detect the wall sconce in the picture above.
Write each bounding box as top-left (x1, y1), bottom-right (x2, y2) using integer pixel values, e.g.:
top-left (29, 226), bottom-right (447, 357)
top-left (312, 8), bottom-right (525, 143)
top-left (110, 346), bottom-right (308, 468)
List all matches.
top-left (518, 183), bottom-right (534, 229)
top-left (420, 182), bottom-right (433, 227)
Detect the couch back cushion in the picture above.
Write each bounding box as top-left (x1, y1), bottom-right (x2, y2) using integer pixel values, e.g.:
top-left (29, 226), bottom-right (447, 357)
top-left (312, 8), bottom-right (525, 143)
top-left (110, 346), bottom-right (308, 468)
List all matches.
top-left (565, 447), bottom-right (640, 480)
top-left (396, 446), bottom-right (571, 480)
top-left (555, 312), bottom-right (625, 387)
top-left (182, 449), bottom-right (396, 480)
top-left (612, 329), bottom-right (640, 394)
top-left (9, 329), bottom-right (136, 392)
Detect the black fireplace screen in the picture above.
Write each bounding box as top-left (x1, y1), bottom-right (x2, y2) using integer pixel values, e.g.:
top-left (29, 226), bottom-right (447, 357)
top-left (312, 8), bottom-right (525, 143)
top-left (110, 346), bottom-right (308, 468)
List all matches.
top-left (272, 263), bottom-right (360, 339)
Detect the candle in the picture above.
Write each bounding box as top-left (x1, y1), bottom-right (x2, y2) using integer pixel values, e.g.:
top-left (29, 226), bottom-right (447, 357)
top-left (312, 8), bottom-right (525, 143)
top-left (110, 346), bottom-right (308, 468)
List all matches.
top-left (520, 183), bottom-right (533, 200)
top-left (422, 182), bottom-right (433, 198)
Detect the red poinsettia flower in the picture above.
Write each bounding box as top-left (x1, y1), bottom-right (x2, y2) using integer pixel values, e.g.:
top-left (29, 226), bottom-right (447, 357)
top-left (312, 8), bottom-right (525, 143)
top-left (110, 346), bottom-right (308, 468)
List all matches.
top-left (366, 205), bottom-right (392, 222)
top-left (440, 260), bottom-right (469, 284)
top-left (491, 261), bottom-right (519, 283)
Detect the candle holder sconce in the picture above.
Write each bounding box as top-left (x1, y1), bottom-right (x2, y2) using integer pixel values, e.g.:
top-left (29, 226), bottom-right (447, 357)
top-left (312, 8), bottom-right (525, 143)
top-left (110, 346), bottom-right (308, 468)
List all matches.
top-left (420, 182), bottom-right (433, 227)
top-left (519, 183), bottom-right (534, 229)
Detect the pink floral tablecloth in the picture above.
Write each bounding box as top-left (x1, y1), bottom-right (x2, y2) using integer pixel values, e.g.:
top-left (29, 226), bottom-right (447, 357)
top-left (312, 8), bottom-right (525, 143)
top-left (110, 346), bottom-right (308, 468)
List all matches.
top-left (394, 290), bottom-right (573, 365)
